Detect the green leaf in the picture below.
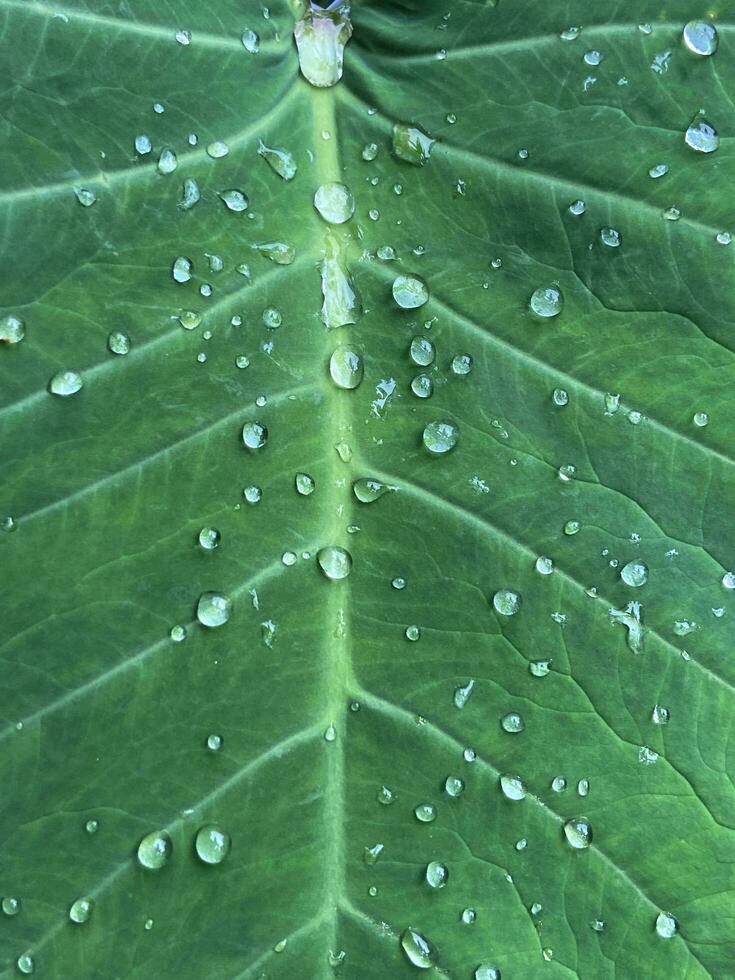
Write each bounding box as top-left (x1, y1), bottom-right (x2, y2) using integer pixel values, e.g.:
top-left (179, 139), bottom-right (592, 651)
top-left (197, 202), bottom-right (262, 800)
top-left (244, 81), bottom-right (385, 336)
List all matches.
top-left (1, 1), bottom-right (734, 978)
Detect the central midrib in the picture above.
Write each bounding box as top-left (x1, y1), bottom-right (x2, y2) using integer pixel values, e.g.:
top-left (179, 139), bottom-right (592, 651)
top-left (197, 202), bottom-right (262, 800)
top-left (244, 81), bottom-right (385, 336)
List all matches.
top-left (310, 81), bottom-right (352, 974)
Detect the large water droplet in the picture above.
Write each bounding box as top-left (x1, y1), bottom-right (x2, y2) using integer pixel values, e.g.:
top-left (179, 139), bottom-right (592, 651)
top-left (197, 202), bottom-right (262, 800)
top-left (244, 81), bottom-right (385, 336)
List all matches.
top-left (683, 20), bottom-right (718, 56)
top-left (400, 928), bottom-right (437, 969)
top-left (137, 830), bottom-right (172, 870)
top-left (317, 546), bottom-right (352, 580)
top-left (17, 954), bottom-right (34, 975)
top-left (196, 592), bottom-right (232, 628)
top-left (409, 336), bottom-right (435, 366)
top-left (242, 421), bottom-right (268, 450)
top-left (48, 370), bottom-right (83, 396)
top-left (314, 181), bottom-right (355, 224)
top-left (392, 123), bottom-right (436, 165)
top-left (294, 5), bottom-right (353, 87)
top-left (393, 275), bottom-right (429, 309)
top-left (621, 560), bottom-right (648, 587)
top-left (529, 286), bottom-right (563, 317)
top-left (422, 420), bottom-right (458, 455)
top-left (500, 774), bottom-right (527, 800)
top-left (198, 527), bottom-right (221, 551)
top-left (69, 897), bottom-right (94, 924)
top-left (493, 590), bottom-right (521, 616)
top-left (329, 346), bottom-right (364, 389)
top-left (194, 824), bottom-right (231, 865)
top-left (685, 116), bottom-right (719, 153)
top-left (563, 817), bottom-right (593, 849)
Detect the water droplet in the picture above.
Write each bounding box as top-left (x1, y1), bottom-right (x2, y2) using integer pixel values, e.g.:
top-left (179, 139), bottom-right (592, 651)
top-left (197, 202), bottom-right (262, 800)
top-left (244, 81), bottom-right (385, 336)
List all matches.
top-left (73, 186), bottom-right (96, 207)
top-left (363, 843), bottom-right (384, 866)
top-left (649, 163), bottom-right (669, 178)
top-left (590, 918), bottom-right (605, 932)
top-left (180, 179), bottom-right (200, 210)
top-left (314, 181), bottom-right (355, 224)
top-left (639, 745), bottom-right (659, 765)
top-left (405, 624), bottom-right (421, 642)
top-left (560, 26), bottom-right (581, 41)
top-left (492, 590), bottom-right (521, 616)
top-left (610, 601), bottom-right (643, 653)
top-left (392, 123), bottom-right (436, 166)
top-left (2, 897), bottom-right (21, 916)
top-left (652, 704), bottom-right (670, 725)
top-left (1, 516), bottom-right (16, 532)
top-left (530, 659), bottom-right (551, 677)
top-left (577, 778), bottom-right (590, 796)
top-left (107, 330), bottom-right (130, 355)
top-left (207, 141), bottom-right (229, 159)
top-left (317, 546), bottom-right (352, 580)
top-left (409, 336), bottom-right (435, 366)
top-left (454, 679), bottom-right (474, 708)
top-left (242, 421), bottom-right (268, 450)
top-left (1, 315), bottom-right (25, 343)
top-left (621, 560), bottom-right (648, 587)
top-left (157, 148), bottom-right (177, 175)
top-left (683, 20), bottom-right (718, 56)
top-left (655, 912), bottom-right (678, 938)
top-left (17, 954), bottom-right (34, 975)
top-left (552, 775), bottom-right (567, 792)
top-left (206, 733), bottom-right (223, 752)
top-left (716, 231), bottom-right (732, 245)
top-left (377, 244), bottom-right (396, 260)
top-left (144, 917), bottom-right (154, 930)
top-left (500, 774), bottom-right (527, 800)
top-left (137, 830), bottom-right (172, 870)
top-left (48, 370), bottom-right (83, 397)
top-left (722, 572), bottom-right (735, 590)
top-left (535, 556), bottom-right (554, 576)
top-left (600, 227), bottom-right (621, 247)
top-left (552, 387), bottom-right (569, 406)
top-left (235, 355), bottom-right (250, 369)
top-left (69, 897), bottom-right (93, 924)
top-left (411, 374), bottom-right (433, 399)
top-left (662, 206), bottom-right (681, 221)
top-left (425, 861), bottom-right (448, 889)
top-left (134, 134), bottom-right (151, 154)
top-left (463, 747), bottom-right (477, 762)
top-left (353, 478), bottom-right (392, 503)
top-left (257, 139), bottom-right (296, 180)
top-left (685, 116), bottom-right (719, 153)
top-left (422, 420), bottom-right (458, 455)
top-left (414, 803), bottom-right (436, 823)
top-left (501, 712), bottom-right (525, 733)
top-left (400, 928), bottom-right (437, 969)
top-left (564, 519), bottom-right (581, 535)
top-left (219, 189), bottom-right (248, 213)
top-left (172, 256), bottom-right (192, 283)
top-left (475, 966), bottom-right (501, 980)
top-left (693, 411), bottom-right (709, 427)
top-left (451, 353), bottom-right (473, 375)
top-left (529, 286), bottom-right (563, 317)
top-left (196, 592), bottom-right (232, 628)
top-left (584, 50), bottom-right (602, 65)
top-left (242, 28), bottom-right (259, 52)
top-left (568, 199), bottom-right (586, 215)
top-left (198, 527), bottom-right (220, 551)
top-left (377, 785), bottom-right (395, 805)
top-left (329, 346), bottom-right (364, 389)
top-left (195, 824), bottom-right (231, 865)
top-left (393, 274), bottom-right (429, 309)
top-left (444, 775), bottom-right (464, 797)
top-left (175, 28), bottom-right (191, 45)
top-left (294, 4), bottom-right (352, 87)
top-left (170, 625), bottom-right (187, 643)
top-left (563, 817), bottom-right (593, 849)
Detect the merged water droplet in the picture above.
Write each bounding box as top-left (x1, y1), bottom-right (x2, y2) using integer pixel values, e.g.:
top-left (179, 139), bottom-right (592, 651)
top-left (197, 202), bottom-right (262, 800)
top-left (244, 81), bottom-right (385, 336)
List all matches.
top-left (196, 592), bottom-right (232, 628)
top-left (392, 123), bottom-right (436, 166)
top-left (180, 179), bottom-right (200, 210)
top-left (529, 286), bottom-right (563, 317)
top-left (314, 181), bottom-right (355, 224)
top-left (422, 420), bottom-right (458, 455)
top-left (317, 546), bottom-right (352, 580)
top-left (257, 139), bottom-right (296, 180)
top-left (194, 824), bottom-right (231, 865)
top-left (563, 817), bottom-right (593, 849)
top-left (393, 274), bottom-right (429, 309)
top-left (400, 928), bottom-right (437, 969)
top-left (137, 830), bottom-right (172, 870)
top-left (48, 370), bottom-right (83, 397)
top-left (682, 20), bottom-right (718, 56)
top-left (329, 346), bottom-right (364, 389)
top-left (453, 679), bottom-right (474, 708)
top-left (219, 189), bottom-right (248, 213)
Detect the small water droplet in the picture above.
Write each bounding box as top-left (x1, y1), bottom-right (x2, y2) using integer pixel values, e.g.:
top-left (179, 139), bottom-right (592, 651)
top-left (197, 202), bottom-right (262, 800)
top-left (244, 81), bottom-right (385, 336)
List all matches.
top-left (685, 115), bottom-right (719, 153)
top-left (242, 29), bottom-right (260, 52)
top-left (501, 712), bottom-right (525, 733)
top-left (157, 148), bottom-right (177, 175)
top-left (500, 774), bottom-right (527, 800)
top-left (405, 624), bottom-right (421, 642)
top-left (198, 527), bottom-right (221, 551)
top-left (107, 330), bottom-right (131, 355)
top-left (377, 785), bottom-right (395, 805)
top-left (2, 897), bottom-right (21, 916)
top-left (649, 163), bottom-right (669, 179)
top-left (206, 733), bottom-right (223, 751)
top-left (242, 421), bottom-right (268, 450)
top-left (655, 911), bottom-right (678, 938)
top-left (69, 897), bottom-right (94, 924)
top-left (425, 861), bottom-right (448, 888)
top-left (393, 274), bottom-right (429, 310)
top-left (73, 186), bottom-right (96, 207)
top-left (352, 478), bottom-right (391, 504)
top-left (600, 227), bottom-right (621, 247)
top-left (568, 199), bottom-right (586, 215)
top-left (577, 778), bottom-right (590, 796)
top-left (409, 335), bottom-right (435, 366)
top-left (693, 411), bottom-right (709, 427)
top-left (134, 134), bottom-right (151, 154)
top-left (444, 775), bottom-right (464, 798)
top-left (492, 590), bottom-right (521, 616)
top-left (564, 817), bottom-right (593, 849)
top-left (414, 802), bottom-right (436, 823)
top-left (422, 419), bottom-right (458, 455)
top-left (552, 387), bottom-right (569, 406)
top-left (172, 256), bottom-right (192, 283)
top-left (253, 241), bottom-right (295, 265)
top-left (180, 179), bottom-right (200, 210)
top-left (451, 353), bottom-right (473, 375)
